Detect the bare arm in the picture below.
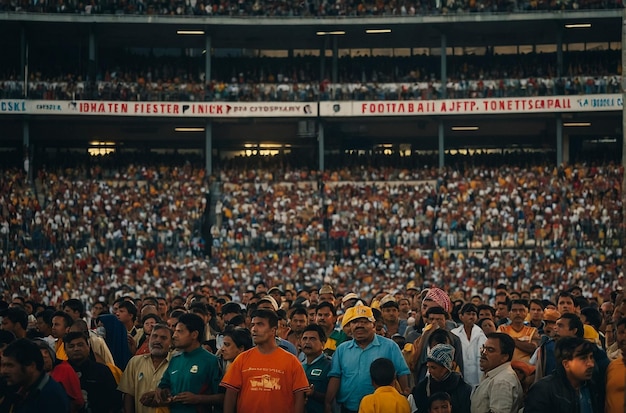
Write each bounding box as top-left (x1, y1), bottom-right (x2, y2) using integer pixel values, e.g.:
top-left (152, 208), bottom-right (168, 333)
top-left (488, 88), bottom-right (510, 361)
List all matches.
top-left (223, 388), bottom-right (238, 413)
top-left (294, 391), bottom-right (306, 413)
top-left (324, 377), bottom-right (341, 413)
top-left (123, 394), bottom-right (135, 413)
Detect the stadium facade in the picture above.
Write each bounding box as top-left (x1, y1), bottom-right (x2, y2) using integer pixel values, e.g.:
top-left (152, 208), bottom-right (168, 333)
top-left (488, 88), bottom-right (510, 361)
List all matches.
top-left (0, 10), bottom-right (622, 171)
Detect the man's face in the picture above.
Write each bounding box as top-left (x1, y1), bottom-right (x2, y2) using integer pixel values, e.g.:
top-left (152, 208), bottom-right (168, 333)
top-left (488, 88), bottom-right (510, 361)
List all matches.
top-left (40, 349), bottom-right (53, 372)
top-left (319, 294), bottom-right (334, 305)
top-left (529, 303), bottom-right (544, 321)
top-left (421, 299), bottom-right (438, 318)
top-left (250, 317), bottom-right (275, 346)
top-left (479, 338), bottom-right (508, 372)
top-left (307, 308), bottom-right (317, 324)
top-left (544, 320), bottom-right (557, 337)
top-left (398, 300), bottom-right (411, 315)
top-left (173, 323), bottom-right (196, 351)
top-left (426, 361), bottom-right (449, 382)
top-left (460, 311), bottom-right (477, 327)
top-left (171, 298), bottom-right (184, 309)
top-left (63, 306), bottom-right (80, 321)
top-left (0, 356), bottom-right (29, 386)
top-left (495, 303), bottom-right (509, 319)
top-left (557, 297), bottom-right (575, 315)
top-left (290, 314), bottom-right (308, 334)
top-left (301, 331), bottom-right (324, 358)
top-left (555, 318), bottom-right (576, 339)
top-left (315, 307), bottom-right (336, 332)
top-left (116, 307), bottom-right (133, 325)
top-left (92, 303), bottom-right (104, 317)
top-left (471, 297), bottom-right (482, 306)
top-left (478, 309), bottom-right (494, 321)
top-left (563, 346), bottom-right (595, 382)
top-left (349, 318), bottom-right (375, 344)
top-left (51, 316), bottom-right (69, 339)
top-left (0, 318), bottom-right (15, 333)
top-left (428, 314), bottom-right (447, 330)
top-left (149, 327), bottom-right (172, 358)
top-left (381, 306), bottom-right (399, 324)
top-left (36, 317), bottom-right (51, 335)
top-left (510, 304), bottom-right (528, 324)
top-left (429, 399), bottom-right (452, 413)
top-left (601, 302), bottom-right (614, 322)
top-left (66, 338), bottom-right (90, 365)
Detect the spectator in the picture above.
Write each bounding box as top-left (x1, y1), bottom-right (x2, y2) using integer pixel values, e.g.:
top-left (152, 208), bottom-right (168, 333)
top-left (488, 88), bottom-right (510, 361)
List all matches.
top-left (358, 357), bottom-right (410, 413)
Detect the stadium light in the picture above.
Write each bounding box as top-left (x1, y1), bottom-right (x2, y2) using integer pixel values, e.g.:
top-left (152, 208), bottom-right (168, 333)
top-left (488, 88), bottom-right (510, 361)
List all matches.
top-left (175, 127), bottom-right (205, 132)
top-left (564, 23), bottom-right (591, 29)
top-left (563, 122), bottom-right (591, 127)
top-left (366, 29), bottom-right (392, 34)
top-left (177, 30), bottom-right (205, 35)
top-left (451, 126), bottom-right (479, 131)
top-left (316, 31), bottom-right (346, 36)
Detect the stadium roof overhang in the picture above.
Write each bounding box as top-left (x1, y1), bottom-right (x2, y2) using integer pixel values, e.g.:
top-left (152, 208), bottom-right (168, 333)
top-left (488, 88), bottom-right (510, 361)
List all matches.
top-left (0, 10), bottom-right (621, 50)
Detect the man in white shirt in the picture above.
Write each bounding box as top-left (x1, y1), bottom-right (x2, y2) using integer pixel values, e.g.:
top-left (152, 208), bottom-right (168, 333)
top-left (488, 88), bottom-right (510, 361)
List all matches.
top-left (470, 332), bottom-right (523, 413)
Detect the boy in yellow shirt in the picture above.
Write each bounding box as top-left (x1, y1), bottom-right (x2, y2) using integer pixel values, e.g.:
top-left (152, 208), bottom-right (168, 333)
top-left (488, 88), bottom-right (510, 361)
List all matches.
top-left (358, 358), bottom-right (410, 413)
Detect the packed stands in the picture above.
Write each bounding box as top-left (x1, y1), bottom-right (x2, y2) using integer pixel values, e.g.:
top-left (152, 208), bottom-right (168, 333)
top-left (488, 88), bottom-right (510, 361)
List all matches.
top-left (0, 154), bottom-right (622, 306)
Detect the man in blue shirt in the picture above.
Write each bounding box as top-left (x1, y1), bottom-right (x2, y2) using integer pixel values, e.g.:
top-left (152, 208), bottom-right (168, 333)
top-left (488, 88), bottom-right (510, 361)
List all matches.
top-left (324, 305), bottom-right (411, 413)
top-left (156, 313), bottom-right (223, 413)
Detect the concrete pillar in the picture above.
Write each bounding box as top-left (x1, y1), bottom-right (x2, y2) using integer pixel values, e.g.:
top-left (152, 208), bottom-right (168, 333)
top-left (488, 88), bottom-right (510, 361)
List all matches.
top-left (205, 35), bottom-right (212, 85)
top-left (440, 34), bottom-right (447, 99)
top-left (438, 121), bottom-right (445, 169)
top-left (556, 29), bottom-right (563, 78)
top-left (21, 26), bottom-right (28, 97)
top-left (556, 114), bottom-right (563, 166)
top-left (205, 121), bottom-right (213, 175)
top-left (318, 121), bottom-right (325, 171)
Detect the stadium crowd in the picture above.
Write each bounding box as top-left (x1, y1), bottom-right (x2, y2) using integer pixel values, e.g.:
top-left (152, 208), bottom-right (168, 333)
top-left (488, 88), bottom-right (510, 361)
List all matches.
top-left (0, 0), bottom-right (622, 15)
top-left (0, 263), bottom-right (624, 412)
top-left (0, 50), bottom-right (621, 101)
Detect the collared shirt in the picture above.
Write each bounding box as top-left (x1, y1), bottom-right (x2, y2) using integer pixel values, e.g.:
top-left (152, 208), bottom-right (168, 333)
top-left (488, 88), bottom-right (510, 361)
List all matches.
top-left (302, 353), bottom-right (332, 413)
top-left (159, 346), bottom-right (220, 413)
top-left (118, 353), bottom-right (171, 413)
top-left (328, 335), bottom-right (410, 412)
top-left (470, 362), bottom-right (523, 413)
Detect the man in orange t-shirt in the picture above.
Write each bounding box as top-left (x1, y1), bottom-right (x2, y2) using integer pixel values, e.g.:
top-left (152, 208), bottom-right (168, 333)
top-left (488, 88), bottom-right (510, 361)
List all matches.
top-left (221, 309), bottom-right (309, 413)
top-left (497, 300), bottom-right (540, 363)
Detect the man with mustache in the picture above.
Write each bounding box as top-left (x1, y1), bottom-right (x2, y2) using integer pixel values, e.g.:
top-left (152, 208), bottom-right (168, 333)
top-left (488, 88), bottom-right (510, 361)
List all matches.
top-left (470, 332), bottom-right (523, 413)
top-left (118, 323), bottom-right (172, 413)
top-left (301, 324), bottom-right (331, 413)
top-left (324, 304), bottom-right (410, 413)
top-left (524, 337), bottom-right (599, 413)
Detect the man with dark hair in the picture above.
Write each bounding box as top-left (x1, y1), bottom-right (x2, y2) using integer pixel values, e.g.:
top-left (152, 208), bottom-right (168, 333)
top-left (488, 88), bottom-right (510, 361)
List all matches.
top-left (495, 296), bottom-right (512, 327)
top-left (52, 311), bottom-right (74, 361)
top-left (554, 313), bottom-right (609, 408)
top-left (288, 307), bottom-right (309, 349)
top-left (1, 338), bottom-right (69, 412)
top-left (65, 331), bottom-right (120, 413)
top-left (0, 308), bottom-right (28, 339)
top-left (115, 301), bottom-right (139, 340)
top-left (316, 302), bottom-right (347, 356)
top-left (221, 309), bottom-right (309, 413)
top-left (452, 303), bottom-right (487, 386)
top-left (477, 305), bottom-right (495, 321)
top-left (62, 299), bottom-right (85, 322)
top-left (470, 333), bottom-right (523, 413)
top-left (525, 337), bottom-right (599, 413)
top-left (556, 292), bottom-right (576, 315)
top-left (119, 324), bottom-right (172, 413)
top-left (156, 313), bottom-right (222, 412)
top-left (359, 358), bottom-right (410, 413)
top-left (301, 324), bottom-right (331, 413)
top-left (379, 295), bottom-right (407, 337)
top-left (497, 300), bottom-right (540, 363)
